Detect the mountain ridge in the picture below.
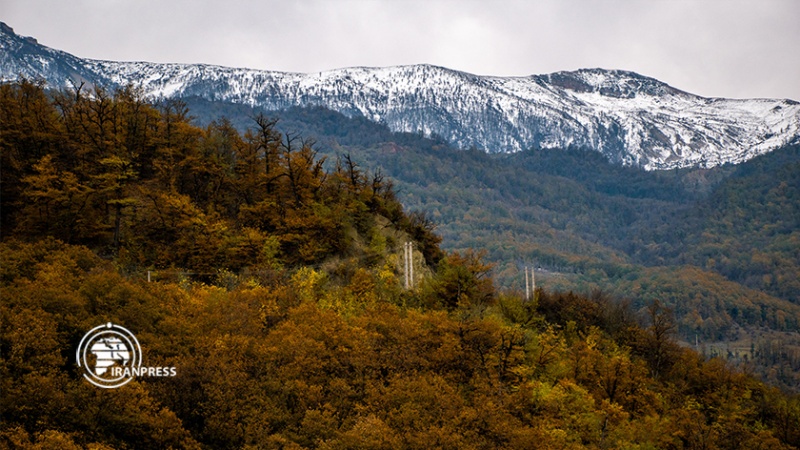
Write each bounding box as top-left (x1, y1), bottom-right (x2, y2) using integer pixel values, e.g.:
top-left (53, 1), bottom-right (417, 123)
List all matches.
top-left (2, 21), bottom-right (799, 170)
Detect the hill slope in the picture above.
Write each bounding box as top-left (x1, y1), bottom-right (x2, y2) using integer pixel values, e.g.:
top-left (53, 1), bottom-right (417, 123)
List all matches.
top-left (236, 104), bottom-right (800, 389)
top-left (3, 79), bottom-right (800, 450)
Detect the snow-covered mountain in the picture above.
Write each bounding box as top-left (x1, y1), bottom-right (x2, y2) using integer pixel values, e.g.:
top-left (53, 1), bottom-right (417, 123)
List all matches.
top-left (3, 22), bottom-right (799, 170)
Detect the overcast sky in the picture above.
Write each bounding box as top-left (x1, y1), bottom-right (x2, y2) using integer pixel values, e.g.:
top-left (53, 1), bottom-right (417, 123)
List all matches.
top-left (4, 0), bottom-right (799, 100)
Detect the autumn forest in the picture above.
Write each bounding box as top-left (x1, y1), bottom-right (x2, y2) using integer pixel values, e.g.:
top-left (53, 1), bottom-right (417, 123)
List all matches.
top-left (2, 80), bottom-right (800, 449)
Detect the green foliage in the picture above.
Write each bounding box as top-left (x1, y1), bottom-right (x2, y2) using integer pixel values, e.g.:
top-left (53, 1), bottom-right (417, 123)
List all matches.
top-left (648, 146), bottom-right (800, 303)
top-left (420, 250), bottom-right (494, 310)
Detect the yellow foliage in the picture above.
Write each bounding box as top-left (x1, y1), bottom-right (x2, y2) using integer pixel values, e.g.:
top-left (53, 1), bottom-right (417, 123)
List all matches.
top-left (291, 266), bottom-right (326, 303)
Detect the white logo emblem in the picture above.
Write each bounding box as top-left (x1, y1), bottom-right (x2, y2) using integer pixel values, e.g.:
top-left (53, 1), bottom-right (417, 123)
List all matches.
top-left (77, 322), bottom-right (142, 389)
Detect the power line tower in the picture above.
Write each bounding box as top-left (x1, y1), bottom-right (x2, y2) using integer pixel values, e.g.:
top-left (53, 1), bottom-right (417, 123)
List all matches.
top-left (525, 266), bottom-right (530, 301)
top-left (404, 241), bottom-right (414, 290)
top-left (524, 266), bottom-right (536, 301)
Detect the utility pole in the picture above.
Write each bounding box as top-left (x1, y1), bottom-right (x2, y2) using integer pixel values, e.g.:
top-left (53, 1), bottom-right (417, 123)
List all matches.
top-left (409, 242), bottom-right (414, 289)
top-left (524, 266), bottom-right (536, 301)
top-left (404, 242), bottom-right (414, 290)
top-left (525, 266), bottom-right (530, 301)
top-left (404, 242), bottom-right (408, 289)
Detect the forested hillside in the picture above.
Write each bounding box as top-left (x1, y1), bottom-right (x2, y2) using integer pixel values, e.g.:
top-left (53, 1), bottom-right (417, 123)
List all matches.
top-left (220, 103), bottom-right (800, 390)
top-left (2, 80), bottom-right (800, 449)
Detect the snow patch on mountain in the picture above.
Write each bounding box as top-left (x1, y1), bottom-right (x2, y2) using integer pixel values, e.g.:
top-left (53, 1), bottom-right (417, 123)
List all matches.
top-left (2, 22), bottom-right (799, 170)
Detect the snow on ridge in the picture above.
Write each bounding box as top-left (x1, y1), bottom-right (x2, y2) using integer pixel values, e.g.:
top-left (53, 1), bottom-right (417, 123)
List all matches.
top-left (3, 22), bottom-right (800, 170)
